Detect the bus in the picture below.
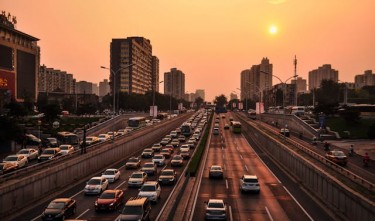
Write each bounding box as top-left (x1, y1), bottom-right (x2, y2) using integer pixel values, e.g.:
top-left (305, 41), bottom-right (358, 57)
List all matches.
top-left (231, 121), bottom-right (242, 134)
top-left (128, 117), bottom-right (147, 129)
top-left (56, 132), bottom-right (79, 146)
top-left (181, 123), bottom-right (192, 137)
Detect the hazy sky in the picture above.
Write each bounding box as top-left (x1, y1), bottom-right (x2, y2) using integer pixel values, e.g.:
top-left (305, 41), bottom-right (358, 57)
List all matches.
top-left (2, 0), bottom-right (374, 101)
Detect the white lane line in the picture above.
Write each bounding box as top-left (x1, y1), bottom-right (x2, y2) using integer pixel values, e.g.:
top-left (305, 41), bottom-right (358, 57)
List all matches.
top-left (226, 179), bottom-right (229, 189)
top-left (265, 206), bottom-right (274, 221)
top-left (244, 165), bottom-right (248, 171)
top-left (115, 180), bottom-right (127, 190)
top-left (30, 215), bottom-right (41, 221)
top-left (70, 190), bottom-right (84, 198)
top-left (283, 186), bottom-right (314, 221)
top-left (240, 154), bottom-right (243, 160)
top-left (75, 208), bottom-right (90, 219)
top-left (229, 205), bottom-right (233, 221)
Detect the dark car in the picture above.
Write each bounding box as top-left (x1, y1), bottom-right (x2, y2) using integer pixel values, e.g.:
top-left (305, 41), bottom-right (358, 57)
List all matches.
top-left (41, 198), bottom-right (76, 221)
top-left (326, 150), bottom-right (348, 166)
top-left (125, 157), bottom-right (141, 169)
top-left (38, 148), bottom-right (62, 162)
top-left (0, 162), bottom-right (18, 175)
top-left (95, 189), bottom-right (124, 211)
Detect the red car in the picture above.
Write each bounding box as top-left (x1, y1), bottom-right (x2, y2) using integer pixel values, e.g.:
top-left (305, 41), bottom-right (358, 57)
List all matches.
top-left (94, 189), bottom-right (124, 211)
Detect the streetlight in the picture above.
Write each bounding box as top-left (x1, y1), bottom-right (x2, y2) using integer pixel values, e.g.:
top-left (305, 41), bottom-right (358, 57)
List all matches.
top-left (100, 63), bottom-right (135, 116)
top-left (151, 80), bottom-right (163, 118)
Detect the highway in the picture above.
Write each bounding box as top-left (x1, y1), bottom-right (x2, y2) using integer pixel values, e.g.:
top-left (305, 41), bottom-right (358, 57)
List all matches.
top-left (192, 112), bottom-right (332, 221)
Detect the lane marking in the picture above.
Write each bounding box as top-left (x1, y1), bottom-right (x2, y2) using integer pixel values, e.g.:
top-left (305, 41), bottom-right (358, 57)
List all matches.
top-left (70, 190), bottom-right (84, 198)
top-left (265, 206), bottom-right (274, 221)
top-left (226, 179), bottom-right (229, 189)
top-left (244, 165), bottom-right (248, 172)
top-left (30, 215), bottom-right (41, 221)
top-left (283, 186), bottom-right (314, 221)
top-left (115, 180), bottom-right (127, 190)
top-left (75, 208), bottom-right (90, 219)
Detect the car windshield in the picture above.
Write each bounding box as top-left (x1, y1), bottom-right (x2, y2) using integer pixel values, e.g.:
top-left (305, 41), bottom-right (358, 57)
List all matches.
top-left (100, 192), bottom-right (115, 199)
top-left (47, 201), bottom-right (65, 209)
top-left (161, 171), bottom-right (174, 176)
top-left (4, 156), bottom-right (18, 161)
top-left (18, 150), bottom-right (30, 154)
top-left (131, 173), bottom-right (143, 178)
top-left (122, 206), bottom-right (142, 215)
top-left (43, 150), bottom-right (55, 155)
top-left (128, 158), bottom-right (139, 162)
top-left (141, 185), bottom-right (156, 191)
top-left (88, 179), bottom-right (101, 185)
top-left (208, 202), bottom-right (224, 208)
top-left (103, 170), bottom-right (115, 175)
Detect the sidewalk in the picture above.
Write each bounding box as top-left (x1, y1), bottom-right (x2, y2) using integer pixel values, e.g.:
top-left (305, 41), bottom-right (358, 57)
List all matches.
top-left (327, 139), bottom-right (375, 159)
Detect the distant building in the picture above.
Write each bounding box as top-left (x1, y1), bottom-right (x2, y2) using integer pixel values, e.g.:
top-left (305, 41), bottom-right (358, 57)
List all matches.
top-left (152, 56), bottom-right (160, 92)
top-left (110, 37), bottom-right (154, 95)
top-left (99, 79), bottom-right (110, 97)
top-left (195, 89), bottom-right (205, 101)
top-left (164, 68), bottom-right (185, 99)
top-left (240, 58), bottom-right (273, 101)
top-left (291, 77), bottom-right (307, 94)
top-left (76, 81), bottom-right (93, 94)
top-left (308, 64), bottom-right (338, 90)
top-left (0, 12), bottom-right (40, 102)
top-left (355, 70), bottom-right (375, 89)
top-left (38, 65), bottom-right (75, 94)
top-left (92, 83), bottom-right (99, 96)
top-left (230, 93), bottom-right (238, 100)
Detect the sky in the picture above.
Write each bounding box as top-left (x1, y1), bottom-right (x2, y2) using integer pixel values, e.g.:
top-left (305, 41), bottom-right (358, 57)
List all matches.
top-left (1, 0), bottom-right (375, 101)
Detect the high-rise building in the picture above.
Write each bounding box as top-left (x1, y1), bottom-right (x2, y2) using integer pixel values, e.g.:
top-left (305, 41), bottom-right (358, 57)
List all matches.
top-left (76, 81), bottom-right (93, 94)
top-left (0, 12), bottom-right (40, 102)
top-left (291, 77), bottom-right (307, 94)
top-left (110, 37), bottom-right (153, 95)
top-left (354, 70), bottom-right (375, 89)
top-left (164, 68), bottom-right (185, 99)
top-left (99, 79), bottom-right (110, 97)
top-left (240, 58), bottom-right (273, 101)
top-left (38, 65), bottom-right (75, 94)
top-left (308, 64), bottom-right (338, 90)
top-left (152, 56), bottom-right (160, 92)
top-left (195, 89), bottom-right (205, 101)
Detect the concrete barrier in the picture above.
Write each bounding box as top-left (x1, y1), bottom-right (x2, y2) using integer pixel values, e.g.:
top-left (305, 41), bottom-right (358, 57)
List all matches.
top-left (0, 114), bottom-right (190, 218)
top-left (238, 116), bottom-right (375, 221)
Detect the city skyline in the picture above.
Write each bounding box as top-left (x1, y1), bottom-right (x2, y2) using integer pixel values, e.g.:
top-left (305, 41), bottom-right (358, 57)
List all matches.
top-left (1, 0), bottom-right (374, 101)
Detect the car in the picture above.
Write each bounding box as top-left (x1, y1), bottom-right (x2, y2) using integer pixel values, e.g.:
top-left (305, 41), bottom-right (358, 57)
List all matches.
top-left (101, 168), bottom-right (121, 183)
top-left (98, 134), bottom-right (111, 141)
top-left (118, 196), bottom-right (151, 221)
top-left (3, 154), bottom-right (28, 168)
top-left (209, 165), bottom-right (223, 179)
top-left (171, 155), bottom-right (183, 167)
top-left (140, 162), bottom-right (157, 176)
top-left (223, 124), bottom-right (230, 130)
top-left (160, 149), bottom-right (172, 159)
top-left (280, 128), bottom-right (290, 137)
top-left (178, 135), bottom-right (186, 142)
top-left (41, 198), bottom-right (76, 221)
top-left (84, 177), bottom-right (109, 195)
top-left (152, 154), bottom-right (166, 166)
top-left (125, 156), bottom-right (141, 169)
top-left (239, 175), bottom-right (260, 193)
top-left (128, 171), bottom-right (148, 187)
top-left (59, 144), bottom-right (74, 155)
top-left (94, 189), bottom-right (124, 211)
top-left (16, 148), bottom-right (38, 161)
top-left (213, 128), bottom-right (220, 135)
top-left (38, 148), bottom-right (62, 162)
top-left (151, 143), bottom-right (162, 152)
top-left (170, 131), bottom-right (178, 138)
top-left (0, 162), bottom-right (18, 175)
top-left (171, 139), bottom-right (180, 147)
top-left (158, 169), bottom-right (177, 185)
top-left (160, 138), bottom-right (170, 146)
top-left (85, 136), bottom-right (99, 146)
top-left (325, 150), bottom-right (348, 166)
top-left (138, 181), bottom-right (161, 203)
top-left (141, 148), bottom-right (154, 158)
top-left (204, 199), bottom-right (227, 220)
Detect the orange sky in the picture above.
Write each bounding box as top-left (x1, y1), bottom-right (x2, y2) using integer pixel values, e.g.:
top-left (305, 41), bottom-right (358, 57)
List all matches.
top-left (2, 0), bottom-right (374, 101)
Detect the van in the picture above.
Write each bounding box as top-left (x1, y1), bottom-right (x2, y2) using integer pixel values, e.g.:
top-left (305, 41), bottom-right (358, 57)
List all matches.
top-left (118, 197), bottom-right (151, 221)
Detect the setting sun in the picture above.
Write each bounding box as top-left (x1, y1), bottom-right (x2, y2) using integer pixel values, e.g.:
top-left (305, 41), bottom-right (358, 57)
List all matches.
top-left (269, 25), bottom-right (278, 34)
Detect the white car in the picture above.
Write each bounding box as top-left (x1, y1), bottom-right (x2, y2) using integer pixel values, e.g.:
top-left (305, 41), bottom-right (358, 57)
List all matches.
top-left (102, 168), bottom-right (121, 183)
top-left (59, 144), bottom-right (74, 155)
top-left (205, 199), bottom-right (227, 220)
top-left (84, 177), bottom-right (109, 195)
top-left (240, 175), bottom-right (260, 193)
top-left (152, 154), bottom-right (166, 166)
top-left (138, 181), bottom-right (161, 203)
top-left (128, 171), bottom-right (148, 187)
top-left (98, 134), bottom-right (110, 141)
top-left (3, 155), bottom-right (28, 168)
top-left (16, 148), bottom-right (38, 161)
